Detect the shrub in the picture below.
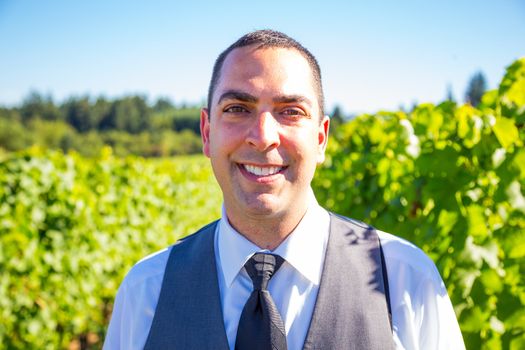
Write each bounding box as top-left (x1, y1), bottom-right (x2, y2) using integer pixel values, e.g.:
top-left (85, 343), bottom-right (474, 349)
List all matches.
top-left (313, 58), bottom-right (525, 349)
top-left (0, 148), bottom-right (221, 348)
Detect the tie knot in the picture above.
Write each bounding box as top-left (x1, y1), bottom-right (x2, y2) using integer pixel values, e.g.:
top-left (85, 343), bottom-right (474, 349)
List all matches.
top-left (244, 253), bottom-right (285, 290)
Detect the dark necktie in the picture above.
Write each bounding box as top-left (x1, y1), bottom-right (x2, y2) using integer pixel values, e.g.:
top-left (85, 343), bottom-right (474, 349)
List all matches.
top-left (235, 253), bottom-right (287, 350)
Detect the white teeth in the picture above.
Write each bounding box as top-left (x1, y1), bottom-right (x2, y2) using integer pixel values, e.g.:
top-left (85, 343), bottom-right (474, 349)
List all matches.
top-left (244, 164), bottom-right (283, 176)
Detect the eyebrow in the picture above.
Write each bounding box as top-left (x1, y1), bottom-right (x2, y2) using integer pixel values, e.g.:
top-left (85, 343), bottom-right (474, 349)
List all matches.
top-left (217, 90), bottom-right (258, 105)
top-left (217, 90), bottom-right (312, 107)
top-left (273, 94), bottom-right (312, 107)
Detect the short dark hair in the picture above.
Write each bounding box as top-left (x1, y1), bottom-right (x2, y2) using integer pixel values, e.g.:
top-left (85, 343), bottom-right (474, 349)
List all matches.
top-left (207, 29), bottom-right (325, 117)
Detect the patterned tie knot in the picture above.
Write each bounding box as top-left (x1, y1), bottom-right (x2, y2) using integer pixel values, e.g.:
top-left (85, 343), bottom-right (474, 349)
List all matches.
top-left (244, 253), bottom-right (285, 291)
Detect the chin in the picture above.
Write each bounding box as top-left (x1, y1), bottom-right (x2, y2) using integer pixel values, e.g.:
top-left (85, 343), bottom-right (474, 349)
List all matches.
top-left (240, 194), bottom-right (285, 217)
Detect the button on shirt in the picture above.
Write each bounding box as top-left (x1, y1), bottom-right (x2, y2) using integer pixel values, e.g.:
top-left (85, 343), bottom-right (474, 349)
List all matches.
top-left (103, 195), bottom-right (465, 350)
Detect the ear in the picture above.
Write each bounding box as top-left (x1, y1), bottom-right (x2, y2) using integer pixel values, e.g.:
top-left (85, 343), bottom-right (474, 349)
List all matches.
top-left (200, 108), bottom-right (211, 158)
top-left (317, 115), bottom-right (330, 163)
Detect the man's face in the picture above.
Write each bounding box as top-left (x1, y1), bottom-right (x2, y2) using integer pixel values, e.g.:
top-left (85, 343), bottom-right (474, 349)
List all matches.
top-left (201, 46), bottom-right (329, 225)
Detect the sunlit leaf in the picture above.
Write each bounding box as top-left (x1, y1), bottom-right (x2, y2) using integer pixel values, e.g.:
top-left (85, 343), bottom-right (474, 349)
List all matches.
top-left (492, 117), bottom-right (519, 149)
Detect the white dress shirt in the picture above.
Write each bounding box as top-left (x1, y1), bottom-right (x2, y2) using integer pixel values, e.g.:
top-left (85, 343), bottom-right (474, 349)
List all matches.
top-left (104, 194), bottom-right (465, 350)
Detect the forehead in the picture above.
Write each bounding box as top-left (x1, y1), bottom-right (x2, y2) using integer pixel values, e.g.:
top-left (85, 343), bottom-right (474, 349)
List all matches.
top-left (214, 46), bottom-right (318, 107)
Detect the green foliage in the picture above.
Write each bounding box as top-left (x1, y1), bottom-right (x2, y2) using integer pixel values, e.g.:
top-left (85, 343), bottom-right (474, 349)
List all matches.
top-left (328, 105), bottom-right (346, 130)
top-left (0, 115), bottom-right (202, 158)
top-left (62, 97), bottom-right (96, 132)
top-left (465, 71), bottom-right (488, 107)
top-left (99, 96), bottom-right (151, 133)
top-left (0, 94), bottom-right (202, 157)
top-left (313, 57), bottom-right (525, 348)
top-left (0, 117), bottom-right (32, 151)
top-left (171, 106), bottom-right (201, 134)
top-left (19, 91), bottom-right (62, 122)
top-left (0, 148), bottom-right (221, 348)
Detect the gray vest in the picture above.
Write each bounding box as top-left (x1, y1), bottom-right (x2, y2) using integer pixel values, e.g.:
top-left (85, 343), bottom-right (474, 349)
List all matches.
top-left (144, 213), bottom-right (395, 349)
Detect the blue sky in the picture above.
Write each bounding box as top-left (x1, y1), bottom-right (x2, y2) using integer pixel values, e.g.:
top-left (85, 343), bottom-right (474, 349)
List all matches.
top-left (1, 0), bottom-right (524, 114)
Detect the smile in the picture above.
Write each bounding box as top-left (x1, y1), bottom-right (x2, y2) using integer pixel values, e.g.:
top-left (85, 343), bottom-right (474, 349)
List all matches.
top-left (243, 164), bottom-right (285, 176)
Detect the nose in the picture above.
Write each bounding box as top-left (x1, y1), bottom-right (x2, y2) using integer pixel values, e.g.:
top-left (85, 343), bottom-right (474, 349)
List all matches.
top-left (246, 111), bottom-right (280, 151)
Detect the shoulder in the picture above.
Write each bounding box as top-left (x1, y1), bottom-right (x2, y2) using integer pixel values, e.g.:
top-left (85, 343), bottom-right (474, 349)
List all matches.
top-left (330, 212), bottom-right (441, 281)
top-left (104, 222), bottom-right (220, 349)
top-left (104, 247), bottom-right (173, 350)
top-left (328, 212), bottom-right (443, 288)
top-left (377, 229), bottom-right (440, 279)
top-left (123, 220), bottom-right (219, 288)
top-left (121, 247), bottom-right (172, 290)
top-left (328, 212), bottom-right (442, 285)
top-left (320, 212), bottom-right (464, 348)
top-left (122, 220), bottom-right (219, 289)
top-left (375, 230), bottom-right (465, 349)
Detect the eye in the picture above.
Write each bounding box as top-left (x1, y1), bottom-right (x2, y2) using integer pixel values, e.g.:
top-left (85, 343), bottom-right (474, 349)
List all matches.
top-left (281, 108), bottom-right (308, 118)
top-left (224, 105), bottom-right (249, 113)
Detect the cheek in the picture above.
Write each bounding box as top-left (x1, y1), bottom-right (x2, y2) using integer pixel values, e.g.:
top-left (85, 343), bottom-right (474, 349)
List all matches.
top-left (209, 125), bottom-right (240, 158)
top-left (292, 130), bottom-right (322, 156)
top-left (293, 134), bottom-right (324, 173)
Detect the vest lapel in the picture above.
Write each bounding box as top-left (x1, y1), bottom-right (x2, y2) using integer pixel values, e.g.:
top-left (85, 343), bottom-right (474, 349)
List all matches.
top-left (303, 213), bottom-right (395, 350)
top-left (144, 221), bottom-right (229, 350)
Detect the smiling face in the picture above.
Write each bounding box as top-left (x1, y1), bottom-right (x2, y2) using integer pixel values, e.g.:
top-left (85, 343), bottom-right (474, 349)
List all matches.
top-left (201, 46), bottom-right (329, 232)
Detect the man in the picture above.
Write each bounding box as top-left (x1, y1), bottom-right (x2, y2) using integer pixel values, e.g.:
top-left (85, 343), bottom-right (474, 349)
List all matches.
top-left (104, 30), bottom-right (465, 350)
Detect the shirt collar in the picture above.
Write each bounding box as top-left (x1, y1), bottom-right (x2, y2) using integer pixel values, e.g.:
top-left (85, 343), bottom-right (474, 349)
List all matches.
top-left (217, 189), bottom-right (330, 288)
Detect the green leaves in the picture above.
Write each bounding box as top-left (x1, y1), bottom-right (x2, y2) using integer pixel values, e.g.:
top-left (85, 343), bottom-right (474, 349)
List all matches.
top-left (499, 58), bottom-right (525, 107)
top-left (493, 117), bottom-right (519, 149)
top-left (0, 150), bottom-right (221, 349)
top-left (313, 57), bottom-right (525, 349)
top-left (466, 205), bottom-right (489, 238)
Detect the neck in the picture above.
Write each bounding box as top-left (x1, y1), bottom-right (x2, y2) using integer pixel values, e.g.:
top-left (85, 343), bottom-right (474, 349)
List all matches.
top-left (225, 204), bottom-right (308, 251)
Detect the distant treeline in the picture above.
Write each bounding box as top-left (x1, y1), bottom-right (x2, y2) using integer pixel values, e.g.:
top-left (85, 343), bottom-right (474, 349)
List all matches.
top-left (0, 92), bottom-right (204, 157)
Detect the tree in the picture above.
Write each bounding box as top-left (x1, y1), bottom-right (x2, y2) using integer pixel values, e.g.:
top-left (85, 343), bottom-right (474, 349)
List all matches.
top-left (91, 97), bottom-right (111, 130)
top-left (445, 84), bottom-right (455, 102)
top-left (329, 105), bottom-right (345, 130)
top-left (465, 71), bottom-right (487, 107)
top-left (20, 91), bottom-right (61, 122)
top-left (172, 107), bottom-right (201, 134)
top-left (99, 96), bottom-right (151, 133)
top-left (153, 97), bottom-right (174, 112)
top-left (62, 96), bottom-right (93, 132)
